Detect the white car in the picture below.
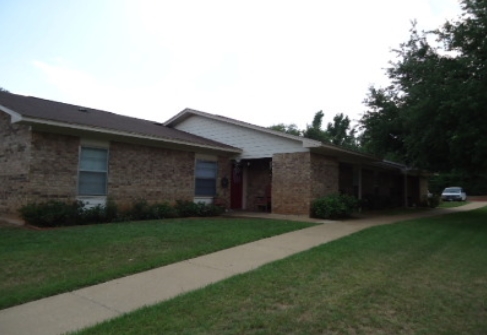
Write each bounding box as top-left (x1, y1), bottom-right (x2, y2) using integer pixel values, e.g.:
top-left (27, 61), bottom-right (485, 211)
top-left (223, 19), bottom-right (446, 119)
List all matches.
top-left (441, 187), bottom-right (467, 201)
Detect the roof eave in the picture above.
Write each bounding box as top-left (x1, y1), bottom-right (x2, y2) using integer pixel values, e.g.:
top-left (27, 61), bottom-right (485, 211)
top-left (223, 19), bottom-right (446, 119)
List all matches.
top-left (308, 143), bottom-right (381, 163)
top-left (0, 104), bottom-right (23, 123)
top-left (15, 116), bottom-right (242, 154)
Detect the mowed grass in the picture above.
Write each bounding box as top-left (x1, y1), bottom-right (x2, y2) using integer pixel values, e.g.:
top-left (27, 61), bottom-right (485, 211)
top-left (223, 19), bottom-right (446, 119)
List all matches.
top-left (438, 200), bottom-right (471, 208)
top-left (75, 207), bottom-right (487, 335)
top-left (0, 218), bottom-right (316, 309)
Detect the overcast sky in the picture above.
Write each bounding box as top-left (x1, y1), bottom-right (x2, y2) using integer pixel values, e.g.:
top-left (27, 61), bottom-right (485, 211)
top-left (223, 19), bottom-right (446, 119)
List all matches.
top-left (0, 0), bottom-right (461, 130)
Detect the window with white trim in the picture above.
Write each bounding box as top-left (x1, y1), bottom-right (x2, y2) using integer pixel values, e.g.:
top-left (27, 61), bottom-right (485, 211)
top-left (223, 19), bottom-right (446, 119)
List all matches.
top-left (195, 159), bottom-right (218, 196)
top-left (78, 147), bottom-right (108, 196)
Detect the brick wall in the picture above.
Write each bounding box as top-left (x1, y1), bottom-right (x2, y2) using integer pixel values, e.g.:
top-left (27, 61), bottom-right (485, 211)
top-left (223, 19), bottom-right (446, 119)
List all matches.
top-left (272, 152), bottom-right (311, 215)
top-left (29, 131), bottom-right (79, 203)
top-left (0, 111), bottom-right (234, 217)
top-left (271, 152), bottom-right (340, 215)
top-left (419, 176), bottom-right (429, 200)
top-left (108, 141), bottom-right (196, 207)
top-left (216, 156), bottom-right (232, 208)
top-left (310, 154), bottom-right (339, 200)
top-left (0, 113), bottom-right (31, 215)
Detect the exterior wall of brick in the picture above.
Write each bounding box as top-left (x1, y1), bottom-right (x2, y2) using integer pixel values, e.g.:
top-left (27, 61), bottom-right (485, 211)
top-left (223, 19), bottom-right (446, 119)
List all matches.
top-left (419, 176), bottom-right (429, 201)
top-left (310, 154), bottom-right (339, 200)
top-left (0, 113), bottom-right (31, 215)
top-left (216, 156), bottom-right (232, 208)
top-left (246, 159), bottom-right (272, 211)
top-left (29, 131), bottom-right (80, 204)
top-left (272, 152), bottom-right (311, 215)
top-left (108, 141), bottom-right (195, 207)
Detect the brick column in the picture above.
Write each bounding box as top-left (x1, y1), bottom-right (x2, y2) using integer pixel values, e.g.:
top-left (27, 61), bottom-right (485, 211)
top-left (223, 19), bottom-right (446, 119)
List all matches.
top-left (272, 152), bottom-right (311, 215)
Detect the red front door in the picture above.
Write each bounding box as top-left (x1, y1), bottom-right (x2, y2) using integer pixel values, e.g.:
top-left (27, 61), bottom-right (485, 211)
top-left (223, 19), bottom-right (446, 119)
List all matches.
top-left (230, 163), bottom-right (243, 209)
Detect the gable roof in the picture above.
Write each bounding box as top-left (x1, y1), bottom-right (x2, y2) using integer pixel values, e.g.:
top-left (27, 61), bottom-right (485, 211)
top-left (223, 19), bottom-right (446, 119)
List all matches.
top-left (165, 108), bottom-right (322, 146)
top-left (165, 108), bottom-right (380, 163)
top-left (0, 92), bottom-right (241, 154)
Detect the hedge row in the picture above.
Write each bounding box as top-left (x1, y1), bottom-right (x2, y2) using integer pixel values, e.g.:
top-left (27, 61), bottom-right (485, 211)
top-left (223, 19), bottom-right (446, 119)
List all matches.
top-left (19, 199), bottom-right (224, 228)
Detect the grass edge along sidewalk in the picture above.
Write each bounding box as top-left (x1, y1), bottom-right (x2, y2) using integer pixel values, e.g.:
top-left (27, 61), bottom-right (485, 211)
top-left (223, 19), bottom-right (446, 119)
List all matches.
top-left (0, 202), bottom-right (484, 335)
top-left (73, 205), bottom-right (487, 335)
top-left (0, 218), bottom-right (317, 310)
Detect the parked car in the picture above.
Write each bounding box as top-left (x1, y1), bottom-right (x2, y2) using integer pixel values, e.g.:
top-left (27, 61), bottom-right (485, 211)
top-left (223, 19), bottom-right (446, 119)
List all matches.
top-left (441, 187), bottom-right (467, 201)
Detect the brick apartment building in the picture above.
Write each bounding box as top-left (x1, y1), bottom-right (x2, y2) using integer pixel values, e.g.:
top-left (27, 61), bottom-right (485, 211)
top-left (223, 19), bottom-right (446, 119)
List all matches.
top-left (0, 92), bottom-right (428, 221)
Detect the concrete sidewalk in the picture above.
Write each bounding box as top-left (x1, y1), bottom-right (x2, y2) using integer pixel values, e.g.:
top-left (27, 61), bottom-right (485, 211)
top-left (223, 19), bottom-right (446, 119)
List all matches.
top-left (0, 202), bottom-right (485, 335)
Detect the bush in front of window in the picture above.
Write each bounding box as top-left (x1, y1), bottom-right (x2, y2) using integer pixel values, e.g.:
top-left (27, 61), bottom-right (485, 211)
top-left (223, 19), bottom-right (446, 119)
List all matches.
top-left (174, 200), bottom-right (224, 218)
top-left (311, 194), bottom-right (359, 219)
top-left (150, 202), bottom-right (179, 219)
top-left (19, 198), bottom-right (224, 227)
top-left (19, 200), bottom-right (92, 227)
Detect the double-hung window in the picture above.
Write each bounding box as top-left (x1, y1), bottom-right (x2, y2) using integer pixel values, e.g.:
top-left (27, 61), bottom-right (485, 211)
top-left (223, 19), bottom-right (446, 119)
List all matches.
top-left (78, 147), bottom-right (108, 196)
top-left (195, 159), bottom-right (218, 196)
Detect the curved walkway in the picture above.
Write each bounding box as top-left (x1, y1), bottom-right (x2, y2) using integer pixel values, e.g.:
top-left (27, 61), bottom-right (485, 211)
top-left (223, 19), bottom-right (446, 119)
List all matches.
top-left (1, 202), bottom-right (485, 335)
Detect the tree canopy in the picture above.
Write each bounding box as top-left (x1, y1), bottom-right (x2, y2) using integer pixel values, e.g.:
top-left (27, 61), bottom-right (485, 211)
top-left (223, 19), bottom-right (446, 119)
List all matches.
top-left (269, 111), bottom-right (359, 148)
top-left (268, 123), bottom-right (301, 136)
top-left (360, 0), bottom-right (487, 174)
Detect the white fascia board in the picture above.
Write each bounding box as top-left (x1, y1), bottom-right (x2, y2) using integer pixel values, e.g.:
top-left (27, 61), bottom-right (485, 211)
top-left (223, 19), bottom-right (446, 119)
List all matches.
top-left (0, 104), bottom-right (23, 123)
top-left (19, 116), bottom-right (242, 154)
top-left (302, 138), bottom-right (322, 147)
top-left (164, 109), bottom-right (191, 126)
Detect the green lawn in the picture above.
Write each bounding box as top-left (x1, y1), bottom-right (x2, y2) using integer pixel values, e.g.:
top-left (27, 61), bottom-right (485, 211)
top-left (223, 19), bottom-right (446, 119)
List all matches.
top-left (438, 200), bottom-right (471, 208)
top-left (75, 207), bottom-right (487, 335)
top-left (0, 218), bottom-right (316, 309)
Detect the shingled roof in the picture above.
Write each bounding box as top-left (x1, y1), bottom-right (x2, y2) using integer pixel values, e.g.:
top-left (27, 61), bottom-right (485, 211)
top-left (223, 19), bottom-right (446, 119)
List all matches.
top-left (0, 92), bottom-right (241, 153)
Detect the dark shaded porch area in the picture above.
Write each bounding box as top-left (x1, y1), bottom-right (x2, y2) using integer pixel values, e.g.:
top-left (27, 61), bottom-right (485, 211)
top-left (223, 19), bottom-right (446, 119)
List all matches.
top-left (243, 158), bottom-right (272, 212)
top-left (339, 163), bottom-right (426, 209)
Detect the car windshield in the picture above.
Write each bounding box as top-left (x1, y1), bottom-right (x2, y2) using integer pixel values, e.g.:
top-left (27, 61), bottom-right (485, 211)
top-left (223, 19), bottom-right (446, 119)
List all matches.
top-left (444, 188), bottom-right (461, 193)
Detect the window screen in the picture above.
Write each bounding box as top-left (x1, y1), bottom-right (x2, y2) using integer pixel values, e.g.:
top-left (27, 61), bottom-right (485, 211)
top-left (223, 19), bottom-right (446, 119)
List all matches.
top-left (195, 160), bottom-right (217, 196)
top-left (78, 147), bottom-right (108, 196)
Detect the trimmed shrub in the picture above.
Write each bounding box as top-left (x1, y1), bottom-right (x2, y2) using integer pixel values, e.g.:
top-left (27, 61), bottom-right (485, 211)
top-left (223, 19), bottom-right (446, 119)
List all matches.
top-left (19, 200), bottom-right (84, 227)
top-left (174, 200), bottom-right (224, 217)
top-left (81, 205), bottom-right (108, 225)
top-left (174, 200), bottom-right (200, 217)
top-left (311, 194), bottom-right (359, 219)
top-left (19, 198), bottom-right (224, 227)
top-left (150, 202), bottom-right (178, 219)
top-left (422, 194), bottom-right (440, 208)
top-left (125, 199), bottom-right (152, 221)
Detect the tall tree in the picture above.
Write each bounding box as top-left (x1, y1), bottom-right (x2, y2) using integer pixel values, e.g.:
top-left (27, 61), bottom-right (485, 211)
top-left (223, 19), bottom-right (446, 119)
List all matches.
top-left (302, 110), bottom-right (329, 142)
top-left (0, 87), bottom-right (9, 93)
top-left (325, 113), bottom-right (357, 147)
top-left (360, 0), bottom-right (487, 174)
top-left (268, 123), bottom-right (301, 136)
top-left (270, 111), bottom-right (359, 147)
